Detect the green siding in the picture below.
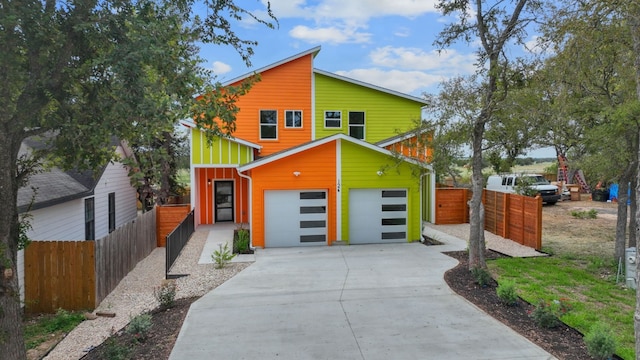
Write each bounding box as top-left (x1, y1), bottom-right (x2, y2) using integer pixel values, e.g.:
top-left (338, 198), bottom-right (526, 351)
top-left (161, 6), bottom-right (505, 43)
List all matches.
top-left (191, 129), bottom-right (254, 165)
top-left (315, 73), bottom-right (425, 143)
top-left (339, 140), bottom-right (422, 242)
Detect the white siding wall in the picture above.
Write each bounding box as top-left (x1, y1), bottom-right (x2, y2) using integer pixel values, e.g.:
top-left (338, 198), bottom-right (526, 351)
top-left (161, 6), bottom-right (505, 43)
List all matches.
top-left (93, 158), bottom-right (138, 240)
top-left (18, 146), bottom-right (138, 303)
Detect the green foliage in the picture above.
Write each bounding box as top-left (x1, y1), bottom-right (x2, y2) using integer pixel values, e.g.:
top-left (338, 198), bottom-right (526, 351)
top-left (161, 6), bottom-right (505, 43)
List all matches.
top-left (102, 337), bottom-right (131, 360)
top-left (496, 280), bottom-right (518, 306)
top-left (153, 280), bottom-right (177, 309)
top-left (212, 243), bottom-right (236, 269)
top-left (24, 309), bottom-right (85, 350)
top-left (584, 322), bottom-right (617, 360)
top-left (470, 267), bottom-right (492, 287)
top-left (530, 299), bottom-right (571, 329)
top-left (570, 209), bottom-right (598, 219)
top-left (233, 229), bottom-right (250, 254)
top-left (543, 162), bottom-right (558, 176)
top-left (513, 175), bottom-right (538, 197)
top-left (126, 314), bottom-right (153, 342)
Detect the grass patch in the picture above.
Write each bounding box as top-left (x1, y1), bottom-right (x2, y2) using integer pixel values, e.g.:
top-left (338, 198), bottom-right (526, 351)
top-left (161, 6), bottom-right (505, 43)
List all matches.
top-left (488, 256), bottom-right (635, 359)
top-left (24, 309), bottom-right (85, 350)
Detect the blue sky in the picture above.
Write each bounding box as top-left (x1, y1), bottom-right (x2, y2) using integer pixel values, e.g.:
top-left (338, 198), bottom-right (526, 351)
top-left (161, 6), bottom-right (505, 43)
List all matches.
top-left (198, 0), bottom-right (541, 97)
top-left (198, 0), bottom-right (552, 157)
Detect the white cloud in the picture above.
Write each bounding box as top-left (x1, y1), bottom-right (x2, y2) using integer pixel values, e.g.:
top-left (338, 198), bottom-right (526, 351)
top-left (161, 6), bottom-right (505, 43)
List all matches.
top-left (369, 46), bottom-right (477, 75)
top-left (210, 61), bottom-right (232, 75)
top-left (393, 27), bottom-right (411, 37)
top-left (289, 25), bottom-right (371, 44)
top-left (266, 0), bottom-right (438, 22)
top-left (336, 68), bottom-right (442, 94)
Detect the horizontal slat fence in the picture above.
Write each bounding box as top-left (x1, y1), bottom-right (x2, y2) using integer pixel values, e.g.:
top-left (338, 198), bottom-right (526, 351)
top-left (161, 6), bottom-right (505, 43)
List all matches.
top-left (434, 188), bottom-right (542, 250)
top-left (25, 241), bottom-right (95, 313)
top-left (24, 208), bottom-right (157, 313)
top-left (156, 205), bottom-right (190, 247)
top-left (95, 208), bottom-right (157, 305)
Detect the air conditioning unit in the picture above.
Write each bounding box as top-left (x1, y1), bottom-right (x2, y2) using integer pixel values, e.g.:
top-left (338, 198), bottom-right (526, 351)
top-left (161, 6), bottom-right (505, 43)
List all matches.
top-left (626, 247), bottom-right (637, 289)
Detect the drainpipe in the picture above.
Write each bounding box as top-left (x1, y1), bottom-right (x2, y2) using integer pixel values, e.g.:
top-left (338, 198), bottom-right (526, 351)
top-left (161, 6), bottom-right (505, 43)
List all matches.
top-left (236, 168), bottom-right (255, 250)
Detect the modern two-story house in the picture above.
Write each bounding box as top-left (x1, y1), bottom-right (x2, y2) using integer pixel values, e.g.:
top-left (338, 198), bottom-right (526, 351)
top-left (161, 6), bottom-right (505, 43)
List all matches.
top-left (187, 46), bottom-right (435, 248)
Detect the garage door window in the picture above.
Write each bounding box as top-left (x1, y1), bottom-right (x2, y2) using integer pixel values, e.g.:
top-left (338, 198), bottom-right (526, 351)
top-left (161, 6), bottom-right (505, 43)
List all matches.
top-left (382, 190), bottom-right (407, 197)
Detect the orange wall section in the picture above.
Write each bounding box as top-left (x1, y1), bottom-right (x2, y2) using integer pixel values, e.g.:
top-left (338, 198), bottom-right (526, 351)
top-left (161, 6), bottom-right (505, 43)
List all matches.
top-left (195, 168), bottom-right (249, 225)
top-left (228, 54), bottom-right (314, 156)
top-left (246, 141), bottom-right (337, 248)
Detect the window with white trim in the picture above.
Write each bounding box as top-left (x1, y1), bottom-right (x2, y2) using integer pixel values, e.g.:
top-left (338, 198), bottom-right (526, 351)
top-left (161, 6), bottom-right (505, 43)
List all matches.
top-left (324, 111), bottom-right (341, 128)
top-left (285, 110), bottom-right (302, 128)
top-left (108, 192), bottom-right (116, 233)
top-left (349, 111), bottom-right (365, 140)
top-left (85, 198), bottom-right (95, 240)
top-left (260, 110), bottom-right (277, 139)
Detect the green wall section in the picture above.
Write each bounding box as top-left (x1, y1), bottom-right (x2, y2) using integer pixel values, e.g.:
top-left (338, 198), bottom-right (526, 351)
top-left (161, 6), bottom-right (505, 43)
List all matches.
top-left (191, 129), bottom-right (254, 165)
top-left (314, 73), bottom-right (425, 143)
top-left (339, 140), bottom-right (422, 242)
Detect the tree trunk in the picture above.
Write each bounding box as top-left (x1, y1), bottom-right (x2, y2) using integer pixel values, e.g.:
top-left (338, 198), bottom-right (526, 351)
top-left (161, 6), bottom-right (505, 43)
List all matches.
top-left (615, 177), bottom-right (629, 263)
top-left (628, 4), bottom-right (640, 357)
top-left (468, 118), bottom-right (487, 270)
top-left (0, 131), bottom-right (27, 359)
top-left (630, 175), bottom-right (637, 248)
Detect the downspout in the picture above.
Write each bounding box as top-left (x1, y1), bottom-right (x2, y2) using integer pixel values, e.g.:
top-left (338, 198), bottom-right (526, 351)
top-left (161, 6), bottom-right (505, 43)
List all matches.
top-left (236, 167), bottom-right (255, 250)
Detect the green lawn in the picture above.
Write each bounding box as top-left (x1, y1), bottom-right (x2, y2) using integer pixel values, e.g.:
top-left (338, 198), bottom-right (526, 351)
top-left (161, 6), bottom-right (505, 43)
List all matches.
top-left (489, 255), bottom-right (635, 359)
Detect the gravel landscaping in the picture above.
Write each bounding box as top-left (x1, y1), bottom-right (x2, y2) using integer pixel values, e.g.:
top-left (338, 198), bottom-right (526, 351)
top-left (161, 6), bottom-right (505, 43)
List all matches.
top-left (43, 230), bottom-right (249, 360)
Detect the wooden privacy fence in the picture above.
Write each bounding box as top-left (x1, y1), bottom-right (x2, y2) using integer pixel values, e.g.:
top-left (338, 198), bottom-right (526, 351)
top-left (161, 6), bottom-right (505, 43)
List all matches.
top-left (156, 204), bottom-right (190, 247)
top-left (24, 208), bottom-right (157, 313)
top-left (434, 188), bottom-right (542, 250)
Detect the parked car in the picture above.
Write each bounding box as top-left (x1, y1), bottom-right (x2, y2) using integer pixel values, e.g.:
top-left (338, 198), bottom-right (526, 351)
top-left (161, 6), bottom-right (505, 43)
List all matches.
top-left (486, 174), bottom-right (560, 205)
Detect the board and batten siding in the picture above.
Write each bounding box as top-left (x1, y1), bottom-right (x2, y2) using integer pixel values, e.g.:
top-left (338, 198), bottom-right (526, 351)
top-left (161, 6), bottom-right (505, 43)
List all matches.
top-left (247, 141), bottom-right (337, 248)
top-left (191, 129), bottom-right (255, 166)
top-left (339, 140), bottom-right (422, 243)
top-left (224, 54), bottom-right (314, 155)
top-left (314, 73), bottom-right (425, 143)
top-left (194, 167), bottom-right (249, 225)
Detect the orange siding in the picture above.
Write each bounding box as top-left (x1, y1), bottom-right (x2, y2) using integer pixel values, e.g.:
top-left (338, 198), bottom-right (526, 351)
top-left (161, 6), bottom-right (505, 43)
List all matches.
top-left (229, 55), bottom-right (313, 155)
top-left (195, 168), bottom-right (249, 225)
top-left (248, 141), bottom-right (337, 247)
top-left (385, 134), bottom-right (433, 162)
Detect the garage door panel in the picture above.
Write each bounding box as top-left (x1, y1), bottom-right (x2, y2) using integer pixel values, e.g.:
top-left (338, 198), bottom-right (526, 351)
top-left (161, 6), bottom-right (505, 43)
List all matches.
top-left (349, 189), bottom-right (408, 244)
top-left (265, 190), bottom-right (327, 247)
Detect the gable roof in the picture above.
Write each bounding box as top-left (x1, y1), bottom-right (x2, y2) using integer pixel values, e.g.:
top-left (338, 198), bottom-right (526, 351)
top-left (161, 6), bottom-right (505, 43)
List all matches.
top-left (376, 129), bottom-right (427, 148)
top-left (222, 46), bottom-right (321, 87)
top-left (238, 133), bottom-right (432, 172)
top-left (313, 69), bottom-right (429, 105)
top-left (17, 137), bottom-right (127, 212)
top-left (181, 120), bottom-right (262, 150)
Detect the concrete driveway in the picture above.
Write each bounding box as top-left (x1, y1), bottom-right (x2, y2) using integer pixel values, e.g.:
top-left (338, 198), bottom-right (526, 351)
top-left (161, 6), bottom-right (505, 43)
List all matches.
top-left (170, 239), bottom-right (556, 360)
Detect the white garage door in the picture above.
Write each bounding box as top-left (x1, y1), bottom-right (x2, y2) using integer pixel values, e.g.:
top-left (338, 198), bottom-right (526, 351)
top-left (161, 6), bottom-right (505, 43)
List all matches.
top-left (349, 189), bottom-right (408, 244)
top-left (264, 190), bottom-right (327, 247)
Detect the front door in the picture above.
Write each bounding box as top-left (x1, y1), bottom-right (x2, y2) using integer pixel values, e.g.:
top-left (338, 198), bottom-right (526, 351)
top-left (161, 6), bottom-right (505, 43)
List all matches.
top-left (214, 181), bottom-right (234, 222)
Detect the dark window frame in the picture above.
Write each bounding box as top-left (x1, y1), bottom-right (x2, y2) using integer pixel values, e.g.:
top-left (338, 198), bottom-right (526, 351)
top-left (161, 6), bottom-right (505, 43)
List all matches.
top-left (108, 192), bottom-right (116, 233)
top-left (85, 197), bottom-right (95, 240)
top-left (348, 111), bottom-right (365, 140)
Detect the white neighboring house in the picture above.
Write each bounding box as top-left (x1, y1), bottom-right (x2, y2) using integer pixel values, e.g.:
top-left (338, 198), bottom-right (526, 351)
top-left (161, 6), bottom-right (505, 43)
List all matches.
top-left (16, 138), bottom-right (138, 302)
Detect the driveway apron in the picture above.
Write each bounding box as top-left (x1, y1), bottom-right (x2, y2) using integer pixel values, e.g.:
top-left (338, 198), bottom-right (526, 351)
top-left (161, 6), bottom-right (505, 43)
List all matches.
top-left (169, 243), bottom-right (556, 360)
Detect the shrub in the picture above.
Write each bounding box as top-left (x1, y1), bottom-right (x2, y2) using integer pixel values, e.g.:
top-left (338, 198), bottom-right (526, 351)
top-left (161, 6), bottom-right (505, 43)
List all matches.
top-left (234, 229), bottom-right (250, 254)
top-left (584, 322), bottom-right (617, 360)
top-left (212, 243), bottom-right (235, 269)
top-left (570, 209), bottom-right (598, 219)
top-left (103, 337), bottom-right (131, 360)
top-left (153, 280), bottom-right (177, 309)
top-left (530, 299), bottom-right (572, 329)
top-left (496, 280), bottom-right (518, 306)
top-left (126, 314), bottom-right (152, 342)
top-left (470, 267), bottom-right (492, 287)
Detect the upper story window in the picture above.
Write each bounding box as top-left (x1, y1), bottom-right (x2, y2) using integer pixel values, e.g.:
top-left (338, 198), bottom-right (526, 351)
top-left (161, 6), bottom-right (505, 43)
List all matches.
top-left (85, 197), bottom-right (95, 240)
top-left (324, 111), bottom-right (342, 128)
top-left (349, 111), bottom-right (365, 140)
top-left (285, 110), bottom-right (302, 128)
top-left (260, 110), bottom-right (277, 139)
top-left (108, 192), bottom-right (116, 233)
